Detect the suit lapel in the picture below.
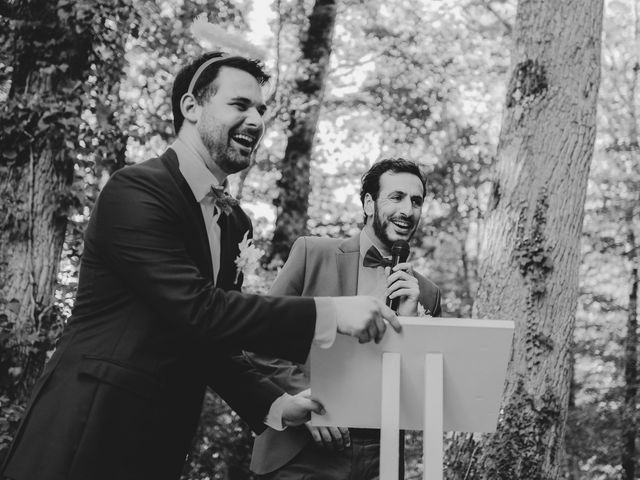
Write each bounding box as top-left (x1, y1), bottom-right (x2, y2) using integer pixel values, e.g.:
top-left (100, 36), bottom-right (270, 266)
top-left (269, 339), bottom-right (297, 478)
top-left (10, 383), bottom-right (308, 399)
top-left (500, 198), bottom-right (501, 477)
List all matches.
top-left (161, 149), bottom-right (214, 279)
top-left (216, 213), bottom-right (232, 289)
top-left (217, 213), bottom-right (240, 291)
top-left (336, 235), bottom-right (360, 296)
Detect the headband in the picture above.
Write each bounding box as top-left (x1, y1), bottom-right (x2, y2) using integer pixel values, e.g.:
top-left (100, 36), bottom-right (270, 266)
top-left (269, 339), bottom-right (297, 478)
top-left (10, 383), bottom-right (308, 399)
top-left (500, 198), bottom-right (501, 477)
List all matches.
top-left (186, 54), bottom-right (230, 96)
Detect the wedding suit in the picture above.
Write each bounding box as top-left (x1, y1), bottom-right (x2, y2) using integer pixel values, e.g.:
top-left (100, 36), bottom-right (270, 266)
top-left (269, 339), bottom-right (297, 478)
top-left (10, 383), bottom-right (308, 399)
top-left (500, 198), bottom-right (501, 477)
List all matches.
top-left (246, 234), bottom-right (441, 478)
top-left (1, 148), bottom-right (317, 480)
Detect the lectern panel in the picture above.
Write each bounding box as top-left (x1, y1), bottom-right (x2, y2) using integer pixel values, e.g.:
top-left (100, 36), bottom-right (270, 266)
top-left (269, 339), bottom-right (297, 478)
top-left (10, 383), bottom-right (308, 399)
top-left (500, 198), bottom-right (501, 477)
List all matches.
top-left (310, 317), bottom-right (514, 432)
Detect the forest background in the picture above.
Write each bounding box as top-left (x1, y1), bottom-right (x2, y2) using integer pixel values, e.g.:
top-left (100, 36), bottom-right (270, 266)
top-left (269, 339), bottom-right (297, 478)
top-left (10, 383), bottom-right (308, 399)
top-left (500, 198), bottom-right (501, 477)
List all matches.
top-left (0, 0), bottom-right (636, 479)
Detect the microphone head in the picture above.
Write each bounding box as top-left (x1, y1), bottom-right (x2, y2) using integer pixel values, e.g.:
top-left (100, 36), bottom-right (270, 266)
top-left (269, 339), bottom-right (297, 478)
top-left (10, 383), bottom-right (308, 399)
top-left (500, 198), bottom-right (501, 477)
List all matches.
top-left (391, 240), bottom-right (410, 261)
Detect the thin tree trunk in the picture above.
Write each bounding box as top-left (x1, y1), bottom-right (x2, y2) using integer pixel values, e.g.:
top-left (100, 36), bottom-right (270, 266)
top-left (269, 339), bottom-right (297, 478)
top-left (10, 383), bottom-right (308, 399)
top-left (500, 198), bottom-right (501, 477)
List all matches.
top-left (621, 4), bottom-right (639, 475)
top-left (269, 0), bottom-right (337, 263)
top-left (621, 214), bottom-right (638, 480)
top-left (445, 1), bottom-right (603, 478)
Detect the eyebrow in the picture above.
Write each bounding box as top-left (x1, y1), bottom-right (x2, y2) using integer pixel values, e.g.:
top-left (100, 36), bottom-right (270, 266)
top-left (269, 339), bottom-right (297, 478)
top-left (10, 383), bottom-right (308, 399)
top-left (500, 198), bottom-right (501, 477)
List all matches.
top-left (387, 191), bottom-right (424, 201)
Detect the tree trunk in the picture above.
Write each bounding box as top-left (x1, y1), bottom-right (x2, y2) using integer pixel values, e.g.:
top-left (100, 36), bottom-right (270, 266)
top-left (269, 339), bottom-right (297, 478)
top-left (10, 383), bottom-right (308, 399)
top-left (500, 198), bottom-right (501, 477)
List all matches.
top-left (0, 0), bottom-right (133, 461)
top-left (269, 0), bottom-right (337, 263)
top-left (444, 1), bottom-right (603, 478)
top-left (621, 214), bottom-right (638, 480)
top-left (1, 0), bottom-right (83, 398)
top-left (621, 5), bottom-right (639, 475)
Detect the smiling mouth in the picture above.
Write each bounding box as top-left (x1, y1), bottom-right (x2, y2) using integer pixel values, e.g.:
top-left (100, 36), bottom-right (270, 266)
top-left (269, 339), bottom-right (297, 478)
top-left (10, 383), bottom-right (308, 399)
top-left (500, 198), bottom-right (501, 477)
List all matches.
top-left (390, 218), bottom-right (413, 233)
top-left (231, 132), bottom-right (258, 152)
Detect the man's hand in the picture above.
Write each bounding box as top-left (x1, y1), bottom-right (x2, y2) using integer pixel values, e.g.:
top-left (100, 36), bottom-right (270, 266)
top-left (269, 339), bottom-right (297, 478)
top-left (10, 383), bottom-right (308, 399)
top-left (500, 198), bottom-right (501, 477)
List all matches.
top-left (385, 262), bottom-right (420, 316)
top-left (304, 422), bottom-right (351, 450)
top-left (281, 389), bottom-right (325, 427)
top-left (332, 296), bottom-right (401, 343)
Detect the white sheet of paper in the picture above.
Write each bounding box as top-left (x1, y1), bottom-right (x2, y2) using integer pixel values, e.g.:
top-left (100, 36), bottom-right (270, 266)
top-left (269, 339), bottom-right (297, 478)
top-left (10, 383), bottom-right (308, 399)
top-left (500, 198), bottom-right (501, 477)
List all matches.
top-left (310, 317), bottom-right (514, 432)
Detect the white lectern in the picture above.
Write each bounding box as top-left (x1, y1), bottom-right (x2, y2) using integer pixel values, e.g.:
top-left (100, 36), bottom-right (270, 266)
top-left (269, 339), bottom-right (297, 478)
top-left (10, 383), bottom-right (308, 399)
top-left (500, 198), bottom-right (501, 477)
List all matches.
top-left (310, 317), bottom-right (514, 480)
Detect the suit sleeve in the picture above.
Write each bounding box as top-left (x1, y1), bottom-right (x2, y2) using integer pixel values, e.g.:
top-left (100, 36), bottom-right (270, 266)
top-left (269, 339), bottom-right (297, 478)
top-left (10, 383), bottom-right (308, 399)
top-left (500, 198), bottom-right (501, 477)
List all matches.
top-left (92, 168), bottom-right (315, 363)
top-left (206, 352), bottom-right (285, 434)
top-left (243, 237), bottom-right (311, 393)
top-left (432, 289), bottom-right (442, 317)
top-left (268, 237), bottom-right (307, 296)
top-left (417, 273), bottom-right (442, 318)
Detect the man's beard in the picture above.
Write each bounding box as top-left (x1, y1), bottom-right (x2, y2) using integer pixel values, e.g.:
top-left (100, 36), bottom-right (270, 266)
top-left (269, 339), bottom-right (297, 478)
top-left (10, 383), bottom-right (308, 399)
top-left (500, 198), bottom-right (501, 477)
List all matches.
top-left (209, 140), bottom-right (251, 174)
top-left (199, 125), bottom-right (252, 174)
top-left (372, 202), bottom-right (416, 250)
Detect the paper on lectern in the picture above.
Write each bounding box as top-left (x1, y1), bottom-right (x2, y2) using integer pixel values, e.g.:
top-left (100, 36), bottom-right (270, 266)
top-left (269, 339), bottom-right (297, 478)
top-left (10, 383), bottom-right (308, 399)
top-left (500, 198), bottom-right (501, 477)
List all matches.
top-left (310, 317), bottom-right (514, 432)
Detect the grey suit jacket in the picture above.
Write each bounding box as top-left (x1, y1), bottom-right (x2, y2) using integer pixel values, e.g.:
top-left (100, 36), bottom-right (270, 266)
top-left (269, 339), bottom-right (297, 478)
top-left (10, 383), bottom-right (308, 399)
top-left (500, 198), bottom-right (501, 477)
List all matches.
top-left (246, 234), bottom-right (442, 474)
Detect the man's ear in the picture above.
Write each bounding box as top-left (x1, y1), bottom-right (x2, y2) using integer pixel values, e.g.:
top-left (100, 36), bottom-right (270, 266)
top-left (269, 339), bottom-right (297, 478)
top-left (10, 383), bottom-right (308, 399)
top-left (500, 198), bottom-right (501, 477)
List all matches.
top-left (180, 93), bottom-right (201, 124)
top-left (363, 193), bottom-right (375, 219)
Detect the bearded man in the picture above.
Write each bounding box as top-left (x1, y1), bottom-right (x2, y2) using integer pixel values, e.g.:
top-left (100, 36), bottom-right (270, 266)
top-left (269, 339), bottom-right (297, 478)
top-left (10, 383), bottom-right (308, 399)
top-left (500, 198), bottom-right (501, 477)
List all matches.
top-left (246, 158), bottom-right (442, 480)
top-left (1, 53), bottom-right (400, 480)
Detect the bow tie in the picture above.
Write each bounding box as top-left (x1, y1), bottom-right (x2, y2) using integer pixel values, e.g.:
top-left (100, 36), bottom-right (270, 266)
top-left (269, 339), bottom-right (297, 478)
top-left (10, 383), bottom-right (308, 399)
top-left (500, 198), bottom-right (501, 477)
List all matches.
top-left (208, 185), bottom-right (238, 215)
top-left (362, 246), bottom-right (392, 268)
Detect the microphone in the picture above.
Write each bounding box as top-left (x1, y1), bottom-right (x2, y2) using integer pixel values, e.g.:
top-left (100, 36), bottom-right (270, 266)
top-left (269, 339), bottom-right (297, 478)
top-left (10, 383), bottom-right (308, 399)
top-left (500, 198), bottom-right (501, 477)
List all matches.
top-left (386, 240), bottom-right (410, 312)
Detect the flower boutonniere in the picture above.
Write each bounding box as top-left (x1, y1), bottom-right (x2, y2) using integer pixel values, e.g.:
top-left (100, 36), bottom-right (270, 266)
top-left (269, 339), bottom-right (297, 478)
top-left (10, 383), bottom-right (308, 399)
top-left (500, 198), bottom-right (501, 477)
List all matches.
top-left (417, 303), bottom-right (433, 317)
top-left (234, 231), bottom-right (264, 284)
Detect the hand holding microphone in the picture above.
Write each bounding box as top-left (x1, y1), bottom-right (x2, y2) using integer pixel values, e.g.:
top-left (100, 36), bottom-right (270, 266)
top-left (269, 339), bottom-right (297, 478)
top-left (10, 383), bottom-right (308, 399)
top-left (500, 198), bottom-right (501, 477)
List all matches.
top-left (385, 240), bottom-right (420, 316)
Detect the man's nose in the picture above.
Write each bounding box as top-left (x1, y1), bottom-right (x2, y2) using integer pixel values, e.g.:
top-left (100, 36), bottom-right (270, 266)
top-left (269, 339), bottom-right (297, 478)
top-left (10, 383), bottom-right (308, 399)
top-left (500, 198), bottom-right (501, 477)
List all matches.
top-left (245, 107), bottom-right (263, 129)
top-left (398, 197), bottom-right (413, 214)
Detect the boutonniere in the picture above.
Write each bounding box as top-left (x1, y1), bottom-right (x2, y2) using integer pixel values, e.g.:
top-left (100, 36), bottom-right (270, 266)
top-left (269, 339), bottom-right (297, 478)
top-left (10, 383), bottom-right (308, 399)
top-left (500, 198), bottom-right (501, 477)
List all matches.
top-left (234, 231), bottom-right (264, 283)
top-left (417, 303), bottom-right (433, 317)
top-left (208, 185), bottom-right (238, 215)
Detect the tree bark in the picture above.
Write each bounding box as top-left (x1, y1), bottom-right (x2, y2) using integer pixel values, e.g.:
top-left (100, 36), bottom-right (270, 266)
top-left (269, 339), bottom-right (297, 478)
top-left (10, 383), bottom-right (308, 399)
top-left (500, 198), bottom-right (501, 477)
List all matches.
top-left (621, 213), bottom-right (638, 480)
top-left (444, 1), bottom-right (603, 478)
top-left (1, 0), bottom-right (85, 399)
top-left (0, 0), bottom-right (134, 460)
top-left (269, 0), bottom-right (337, 263)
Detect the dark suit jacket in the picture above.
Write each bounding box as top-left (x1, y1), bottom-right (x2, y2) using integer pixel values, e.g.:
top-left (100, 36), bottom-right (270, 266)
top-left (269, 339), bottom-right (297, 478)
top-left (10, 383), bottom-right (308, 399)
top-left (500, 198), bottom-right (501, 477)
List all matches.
top-left (246, 235), bottom-right (441, 475)
top-left (1, 149), bottom-right (315, 480)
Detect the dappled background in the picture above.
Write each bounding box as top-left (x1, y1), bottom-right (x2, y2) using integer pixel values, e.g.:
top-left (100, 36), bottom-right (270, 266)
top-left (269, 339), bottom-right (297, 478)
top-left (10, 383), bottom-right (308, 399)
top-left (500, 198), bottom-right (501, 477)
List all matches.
top-left (0, 0), bottom-right (637, 479)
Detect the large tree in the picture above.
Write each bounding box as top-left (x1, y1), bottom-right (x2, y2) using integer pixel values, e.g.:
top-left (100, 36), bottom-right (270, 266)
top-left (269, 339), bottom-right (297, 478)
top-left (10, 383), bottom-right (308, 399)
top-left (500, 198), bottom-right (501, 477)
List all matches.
top-left (445, 0), bottom-right (604, 478)
top-left (0, 0), bottom-right (136, 460)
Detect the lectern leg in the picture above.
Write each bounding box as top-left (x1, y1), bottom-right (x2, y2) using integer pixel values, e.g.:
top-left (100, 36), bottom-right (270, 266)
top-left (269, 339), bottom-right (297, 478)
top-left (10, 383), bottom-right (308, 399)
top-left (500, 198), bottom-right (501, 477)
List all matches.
top-left (424, 353), bottom-right (443, 480)
top-left (380, 352), bottom-right (401, 480)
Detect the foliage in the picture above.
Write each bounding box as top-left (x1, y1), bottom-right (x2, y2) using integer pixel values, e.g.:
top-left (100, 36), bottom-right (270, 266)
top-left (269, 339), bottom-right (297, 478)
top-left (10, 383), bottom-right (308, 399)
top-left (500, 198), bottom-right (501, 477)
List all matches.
top-left (563, 0), bottom-right (640, 476)
top-left (183, 392), bottom-right (257, 480)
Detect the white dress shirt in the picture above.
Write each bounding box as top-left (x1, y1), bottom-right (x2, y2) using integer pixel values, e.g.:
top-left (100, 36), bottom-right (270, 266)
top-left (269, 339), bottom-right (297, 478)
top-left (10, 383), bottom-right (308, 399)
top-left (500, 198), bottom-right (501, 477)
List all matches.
top-left (171, 139), bottom-right (224, 282)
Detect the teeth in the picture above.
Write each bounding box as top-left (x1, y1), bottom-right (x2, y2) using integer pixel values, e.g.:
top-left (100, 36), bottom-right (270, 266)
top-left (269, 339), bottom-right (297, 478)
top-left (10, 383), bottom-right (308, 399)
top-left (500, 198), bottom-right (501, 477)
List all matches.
top-left (392, 220), bottom-right (411, 229)
top-left (232, 134), bottom-right (255, 146)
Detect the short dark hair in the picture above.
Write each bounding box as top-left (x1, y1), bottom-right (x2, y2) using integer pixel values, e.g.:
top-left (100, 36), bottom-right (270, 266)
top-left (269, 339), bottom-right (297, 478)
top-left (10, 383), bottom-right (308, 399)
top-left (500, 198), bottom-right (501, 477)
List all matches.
top-left (171, 52), bottom-right (270, 134)
top-left (360, 158), bottom-right (426, 221)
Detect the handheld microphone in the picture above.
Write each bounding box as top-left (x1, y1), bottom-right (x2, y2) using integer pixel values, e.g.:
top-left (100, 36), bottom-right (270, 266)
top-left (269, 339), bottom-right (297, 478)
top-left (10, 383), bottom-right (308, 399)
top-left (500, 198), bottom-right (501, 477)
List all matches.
top-left (386, 240), bottom-right (410, 312)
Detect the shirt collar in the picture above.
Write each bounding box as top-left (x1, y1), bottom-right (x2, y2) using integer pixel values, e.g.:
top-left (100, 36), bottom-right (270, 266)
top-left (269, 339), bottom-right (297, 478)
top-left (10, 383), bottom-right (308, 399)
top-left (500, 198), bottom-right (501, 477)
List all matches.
top-left (171, 138), bottom-right (225, 203)
top-left (359, 229), bottom-right (390, 260)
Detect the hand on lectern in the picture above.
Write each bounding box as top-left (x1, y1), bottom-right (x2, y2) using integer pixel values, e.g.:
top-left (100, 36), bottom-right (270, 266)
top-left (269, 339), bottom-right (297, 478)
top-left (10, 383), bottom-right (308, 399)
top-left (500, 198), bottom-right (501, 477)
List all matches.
top-left (333, 296), bottom-right (401, 343)
top-left (304, 422), bottom-right (351, 451)
top-left (281, 389), bottom-right (325, 427)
